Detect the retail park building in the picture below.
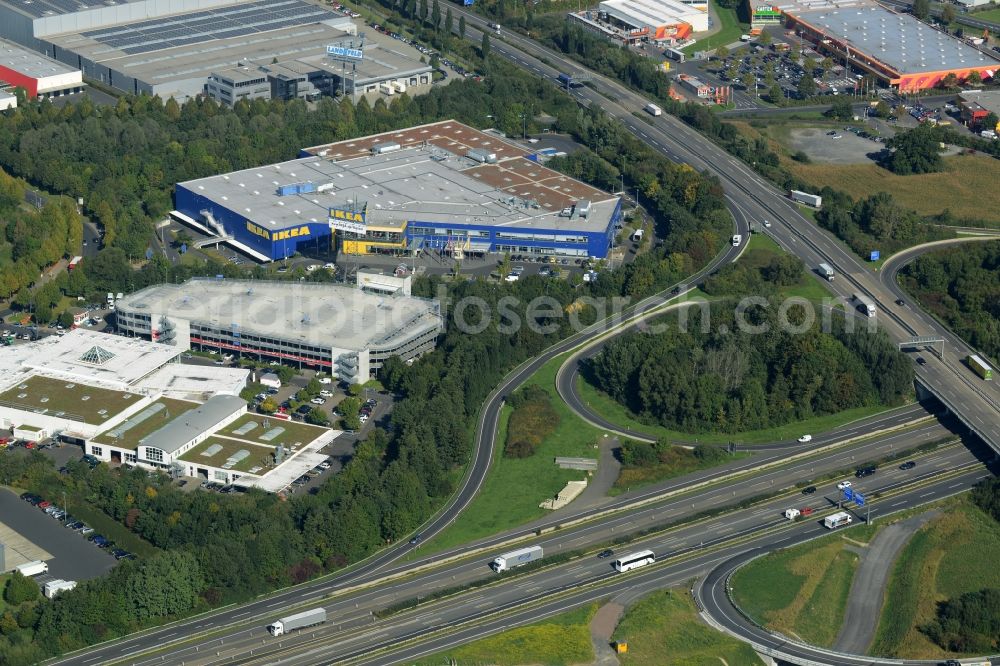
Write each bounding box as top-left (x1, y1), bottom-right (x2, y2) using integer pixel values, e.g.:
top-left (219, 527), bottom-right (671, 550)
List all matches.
top-left (748, 0), bottom-right (999, 91)
top-left (172, 120), bottom-right (623, 262)
top-left (0, 330), bottom-right (336, 490)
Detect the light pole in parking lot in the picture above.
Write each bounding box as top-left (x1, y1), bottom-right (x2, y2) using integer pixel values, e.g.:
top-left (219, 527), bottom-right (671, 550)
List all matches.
top-left (62, 491), bottom-right (67, 522)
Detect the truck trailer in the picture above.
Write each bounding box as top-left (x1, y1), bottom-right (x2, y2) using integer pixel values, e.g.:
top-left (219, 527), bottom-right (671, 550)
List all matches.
top-left (491, 545), bottom-right (543, 572)
top-left (644, 103), bottom-right (662, 116)
top-left (14, 560), bottom-right (48, 577)
top-left (824, 511), bottom-right (853, 529)
top-left (267, 608), bottom-right (327, 636)
top-left (853, 293), bottom-right (876, 317)
top-left (790, 190), bottom-right (823, 208)
top-left (818, 263), bottom-right (835, 281)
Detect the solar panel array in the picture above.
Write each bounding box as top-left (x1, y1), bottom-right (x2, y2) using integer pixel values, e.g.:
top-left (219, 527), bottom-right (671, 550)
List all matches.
top-left (81, 0), bottom-right (337, 55)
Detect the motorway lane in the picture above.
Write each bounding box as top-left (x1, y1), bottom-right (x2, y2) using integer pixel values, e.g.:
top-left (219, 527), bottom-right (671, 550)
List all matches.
top-left (453, 13), bottom-right (1000, 451)
top-left (175, 451), bottom-right (988, 666)
top-left (105, 427), bottom-right (964, 665)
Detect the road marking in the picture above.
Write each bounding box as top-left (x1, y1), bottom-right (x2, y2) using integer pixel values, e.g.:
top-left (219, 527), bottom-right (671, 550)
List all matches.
top-left (233, 611), bottom-right (252, 618)
top-left (919, 491), bottom-right (936, 498)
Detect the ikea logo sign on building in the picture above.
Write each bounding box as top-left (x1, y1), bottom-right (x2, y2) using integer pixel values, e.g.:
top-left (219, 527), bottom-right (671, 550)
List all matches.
top-left (246, 221), bottom-right (312, 241)
top-left (330, 208), bottom-right (365, 223)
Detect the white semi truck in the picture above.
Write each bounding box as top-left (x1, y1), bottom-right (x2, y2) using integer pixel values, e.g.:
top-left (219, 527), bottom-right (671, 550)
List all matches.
top-left (490, 545), bottom-right (543, 572)
top-left (14, 560), bottom-right (48, 577)
top-left (790, 189), bottom-right (823, 208)
top-left (644, 103), bottom-right (662, 117)
top-left (818, 263), bottom-right (835, 281)
top-left (267, 608), bottom-right (327, 636)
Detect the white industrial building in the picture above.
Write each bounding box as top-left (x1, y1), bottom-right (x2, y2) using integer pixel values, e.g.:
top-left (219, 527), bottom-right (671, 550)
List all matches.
top-left (0, 89), bottom-right (16, 110)
top-left (598, 0), bottom-right (709, 39)
top-left (0, 38), bottom-right (83, 98)
top-left (114, 278), bottom-right (443, 384)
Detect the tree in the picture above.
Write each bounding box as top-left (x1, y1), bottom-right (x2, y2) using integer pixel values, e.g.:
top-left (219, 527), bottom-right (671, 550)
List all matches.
top-left (481, 32), bottom-right (490, 59)
top-left (715, 45), bottom-right (730, 59)
top-left (741, 71), bottom-right (756, 93)
top-left (939, 72), bottom-right (959, 89)
top-left (966, 69), bottom-right (982, 86)
top-left (983, 111), bottom-right (999, 132)
top-left (884, 124), bottom-right (945, 174)
top-left (797, 75), bottom-right (816, 99)
top-left (305, 407), bottom-right (328, 426)
top-left (445, 7), bottom-right (453, 35)
top-left (874, 100), bottom-right (892, 118)
top-left (4, 572), bottom-right (39, 605)
top-left (802, 56), bottom-right (817, 76)
top-left (58, 310), bottom-right (75, 329)
top-left (259, 397), bottom-right (277, 414)
top-left (913, 0), bottom-right (929, 20)
top-left (769, 83), bottom-right (784, 105)
top-left (828, 95), bottom-right (854, 120)
top-left (941, 3), bottom-right (956, 23)
top-left (431, 0), bottom-right (441, 30)
top-left (758, 30), bottom-right (771, 45)
top-left (459, 15), bottom-right (466, 40)
top-left (419, 0), bottom-right (428, 23)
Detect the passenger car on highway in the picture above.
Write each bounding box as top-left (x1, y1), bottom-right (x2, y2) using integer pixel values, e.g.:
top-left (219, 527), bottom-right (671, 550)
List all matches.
top-left (797, 434), bottom-right (812, 443)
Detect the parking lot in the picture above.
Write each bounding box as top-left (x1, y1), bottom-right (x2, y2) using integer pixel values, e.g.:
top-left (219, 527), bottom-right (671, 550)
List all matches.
top-left (0, 487), bottom-right (117, 582)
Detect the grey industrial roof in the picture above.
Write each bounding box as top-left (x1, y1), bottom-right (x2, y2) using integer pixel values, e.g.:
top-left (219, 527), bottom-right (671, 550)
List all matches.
top-left (179, 125), bottom-right (617, 234)
top-left (0, 0), bottom-right (144, 19)
top-left (958, 90), bottom-right (1000, 115)
top-left (45, 14), bottom-right (359, 95)
top-left (0, 38), bottom-right (80, 80)
top-left (79, 0), bottom-right (338, 55)
top-left (140, 393), bottom-right (245, 454)
top-left (117, 279), bottom-right (443, 352)
top-left (793, 5), bottom-right (1000, 74)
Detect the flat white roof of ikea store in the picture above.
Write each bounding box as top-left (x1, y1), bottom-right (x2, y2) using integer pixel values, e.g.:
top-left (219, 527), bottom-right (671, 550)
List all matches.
top-left (117, 279), bottom-right (442, 352)
top-left (182, 120), bottom-right (618, 234)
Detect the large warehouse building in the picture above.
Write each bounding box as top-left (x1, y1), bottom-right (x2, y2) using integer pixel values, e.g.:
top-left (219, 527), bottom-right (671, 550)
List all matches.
top-left (750, 0), bottom-right (1000, 91)
top-left (0, 0), bottom-right (430, 101)
top-left (114, 278), bottom-right (443, 383)
top-left (173, 120), bottom-right (622, 262)
top-left (0, 38), bottom-right (83, 98)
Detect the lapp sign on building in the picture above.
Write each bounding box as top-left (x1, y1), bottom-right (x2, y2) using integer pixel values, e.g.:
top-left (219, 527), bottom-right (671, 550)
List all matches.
top-left (329, 206), bottom-right (367, 235)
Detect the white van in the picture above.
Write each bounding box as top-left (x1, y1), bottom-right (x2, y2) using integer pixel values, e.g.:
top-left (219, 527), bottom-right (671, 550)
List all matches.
top-left (731, 234), bottom-right (743, 247)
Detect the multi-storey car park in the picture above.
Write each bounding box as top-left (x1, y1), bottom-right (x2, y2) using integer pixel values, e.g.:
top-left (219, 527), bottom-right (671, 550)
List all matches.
top-left (114, 278), bottom-right (443, 384)
top-left (748, 0), bottom-right (1000, 91)
top-left (172, 120), bottom-right (622, 262)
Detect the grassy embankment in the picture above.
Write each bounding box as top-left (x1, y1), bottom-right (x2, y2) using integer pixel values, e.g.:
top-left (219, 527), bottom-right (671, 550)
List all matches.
top-left (731, 524), bottom-right (876, 647)
top-left (683, 0), bottom-right (748, 56)
top-left (614, 588), bottom-right (765, 665)
top-left (871, 499), bottom-right (1000, 659)
top-left (420, 354), bottom-right (602, 554)
top-left (416, 602), bottom-right (598, 665)
top-left (729, 119), bottom-right (1000, 226)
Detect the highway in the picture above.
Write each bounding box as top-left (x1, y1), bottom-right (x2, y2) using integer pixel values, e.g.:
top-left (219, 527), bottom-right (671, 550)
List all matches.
top-left (135, 444), bottom-right (988, 666)
top-left (49, 11), bottom-right (1000, 666)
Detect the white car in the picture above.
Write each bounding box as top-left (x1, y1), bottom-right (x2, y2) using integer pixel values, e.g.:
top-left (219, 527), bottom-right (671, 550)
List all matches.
top-left (797, 434), bottom-right (813, 443)
top-left (837, 480), bottom-right (852, 491)
top-left (318, 461), bottom-right (332, 470)
top-left (323, 263), bottom-right (336, 270)
top-left (320, 389), bottom-right (334, 398)
top-left (763, 219), bottom-right (772, 228)
top-left (504, 274), bottom-right (519, 282)
top-left (317, 377), bottom-right (332, 384)
top-left (359, 414), bottom-right (369, 423)
top-left (310, 397), bottom-right (326, 405)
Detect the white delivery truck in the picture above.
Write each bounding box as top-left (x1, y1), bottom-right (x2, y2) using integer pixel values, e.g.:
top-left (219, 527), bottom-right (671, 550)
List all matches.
top-left (853, 293), bottom-right (876, 317)
top-left (818, 263), bottom-right (835, 281)
top-left (267, 608), bottom-right (327, 636)
top-left (644, 103), bottom-right (662, 117)
top-left (14, 560), bottom-right (48, 577)
top-left (43, 579), bottom-right (77, 598)
top-left (824, 511), bottom-right (853, 529)
top-left (731, 234), bottom-right (742, 247)
top-left (783, 508), bottom-right (801, 520)
top-left (491, 545), bottom-right (544, 572)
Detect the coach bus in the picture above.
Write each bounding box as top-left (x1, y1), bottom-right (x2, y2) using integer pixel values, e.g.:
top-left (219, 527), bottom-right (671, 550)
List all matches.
top-left (968, 354), bottom-right (994, 381)
top-left (613, 549), bottom-right (656, 573)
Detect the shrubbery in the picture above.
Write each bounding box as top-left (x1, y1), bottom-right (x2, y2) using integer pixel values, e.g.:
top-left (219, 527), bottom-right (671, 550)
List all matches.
top-left (505, 385), bottom-right (558, 458)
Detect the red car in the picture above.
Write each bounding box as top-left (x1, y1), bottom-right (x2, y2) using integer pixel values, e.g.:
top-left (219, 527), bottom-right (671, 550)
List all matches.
top-left (38, 500), bottom-right (51, 510)
top-left (23, 441), bottom-right (36, 449)
top-left (801, 507), bottom-right (814, 517)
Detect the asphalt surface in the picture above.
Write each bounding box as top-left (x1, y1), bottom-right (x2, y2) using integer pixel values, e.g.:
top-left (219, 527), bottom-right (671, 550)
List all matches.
top-left (833, 511), bottom-right (938, 654)
top-left (136, 447), bottom-right (988, 665)
top-left (0, 488), bottom-right (117, 582)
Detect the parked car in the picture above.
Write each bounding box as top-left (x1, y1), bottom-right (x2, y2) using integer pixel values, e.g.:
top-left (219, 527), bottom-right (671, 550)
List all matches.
top-left (38, 500), bottom-right (51, 510)
top-left (310, 397), bottom-right (326, 405)
top-left (79, 526), bottom-right (94, 535)
top-left (111, 548), bottom-right (130, 560)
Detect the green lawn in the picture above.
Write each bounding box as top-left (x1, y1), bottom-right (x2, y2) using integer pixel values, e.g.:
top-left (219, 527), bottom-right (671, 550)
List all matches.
top-left (216, 413), bottom-right (326, 447)
top-left (422, 354), bottom-right (602, 553)
top-left (872, 500), bottom-right (1000, 659)
top-left (178, 437), bottom-right (276, 474)
top-left (576, 375), bottom-right (893, 446)
top-left (91, 397), bottom-right (196, 449)
top-left (0, 375), bottom-right (142, 425)
top-left (416, 602), bottom-right (598, 665)
top-left (732, 524), bottom-right (874, 646)
top-left (684, 0), bottom-right (747, 56)
top-left (971, 7), bottom-right (1000, 22)
top-left (744, 232), bottom-right (836, 302)
top-left (614, 589), bottom-right (764, 665)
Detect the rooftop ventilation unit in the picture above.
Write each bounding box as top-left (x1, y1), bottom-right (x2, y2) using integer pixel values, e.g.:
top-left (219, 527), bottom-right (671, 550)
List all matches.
top-left (372, 141), bottom-right (401, 154)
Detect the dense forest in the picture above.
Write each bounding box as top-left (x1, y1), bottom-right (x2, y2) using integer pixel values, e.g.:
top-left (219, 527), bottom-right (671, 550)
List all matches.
top-left (584, 304), bottom-right (913, 434)
top-left (898, 240), bottom-right (1000, 363)
top-left (0, 56), bottom-right (731, 663)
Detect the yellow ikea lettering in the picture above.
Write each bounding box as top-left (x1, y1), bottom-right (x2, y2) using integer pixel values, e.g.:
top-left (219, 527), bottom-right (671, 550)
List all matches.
top-left (273, 226), bottom-right (312, 241)
top-left (246, 221), bottom-right (270, 240)
top-left (331, 209), bottom-right (364, 223)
